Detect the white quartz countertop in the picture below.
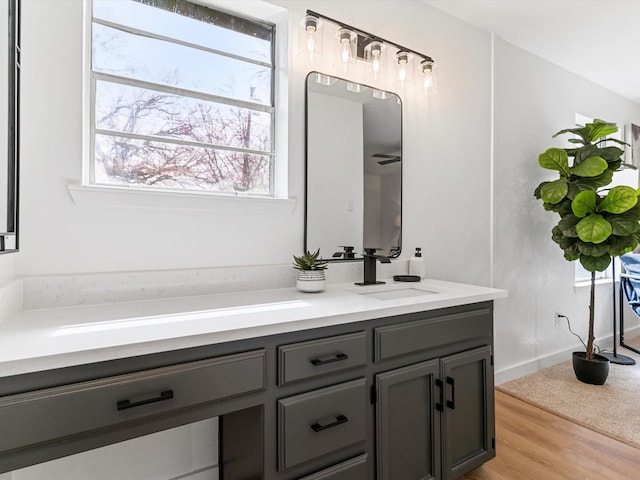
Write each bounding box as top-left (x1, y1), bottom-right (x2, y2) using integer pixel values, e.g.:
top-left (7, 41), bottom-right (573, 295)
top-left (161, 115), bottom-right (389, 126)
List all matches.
top-left (0, 278), bottom-right (507, 378)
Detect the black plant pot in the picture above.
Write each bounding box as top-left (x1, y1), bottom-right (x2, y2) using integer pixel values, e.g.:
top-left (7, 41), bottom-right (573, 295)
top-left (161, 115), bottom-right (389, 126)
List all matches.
top-left (572, 352), bottom-right (610, 385)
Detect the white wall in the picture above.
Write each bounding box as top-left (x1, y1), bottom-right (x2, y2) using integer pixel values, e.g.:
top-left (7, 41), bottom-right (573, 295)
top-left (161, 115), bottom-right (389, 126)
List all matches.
top-left (13, 0), bottom-right (492, 288)
top-left (0, 255), bottom-right (14, 287)
top-left (492, 37), bottom-right (640, 380)
top-left (5, 1), bottom-right (493, 477)
top-left (307, 91), bottom-right (364, 255)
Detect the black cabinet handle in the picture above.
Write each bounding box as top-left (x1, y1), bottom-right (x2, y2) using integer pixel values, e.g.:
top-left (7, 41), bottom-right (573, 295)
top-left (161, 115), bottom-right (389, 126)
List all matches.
top-left (435, 378), bottom-right (444, 412)
top-left (446, 376), bottom-right (456, 410)
top-left (310, 414), bottom-right (348, 432)
top-left (310, 353), bottom-right (349, 366)
top-left (117, 389), bottom-right (174, 411)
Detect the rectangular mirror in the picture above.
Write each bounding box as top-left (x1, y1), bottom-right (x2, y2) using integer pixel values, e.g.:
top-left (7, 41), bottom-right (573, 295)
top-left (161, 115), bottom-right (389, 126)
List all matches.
top-left (1, 0), bottom-right (19, 254)
top-left (305, 72), bottom-right (402, 261)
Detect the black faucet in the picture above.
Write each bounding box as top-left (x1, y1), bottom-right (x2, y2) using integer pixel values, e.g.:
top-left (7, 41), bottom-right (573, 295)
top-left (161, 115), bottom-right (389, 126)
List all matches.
top-left (332, 245), bottom-right (356, 259)
top-left (355, 248), bottom-right (391, 286)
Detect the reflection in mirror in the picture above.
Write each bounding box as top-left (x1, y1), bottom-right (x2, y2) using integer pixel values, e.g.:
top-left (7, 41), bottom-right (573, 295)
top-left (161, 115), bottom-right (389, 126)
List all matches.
top-left (305, 72), bottom-right (401, 261)
top-left (1, 0), bottom-right (19, 254)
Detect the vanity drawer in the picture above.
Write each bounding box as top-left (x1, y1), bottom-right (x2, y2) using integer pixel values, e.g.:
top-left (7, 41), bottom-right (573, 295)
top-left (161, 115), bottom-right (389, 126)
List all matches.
top-left (0, 349), bottom-right (265, 453)
top-left (278, 378), bottom-right (367, 471)
top-left (375, 307), bottom-right (492, 362)
top-left (278, 331), bottom-right (366, 385)
top-left (298, 453), bottom-right (368, 480)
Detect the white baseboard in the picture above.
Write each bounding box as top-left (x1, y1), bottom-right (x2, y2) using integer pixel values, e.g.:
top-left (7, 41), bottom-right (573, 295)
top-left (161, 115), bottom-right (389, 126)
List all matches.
top-left (495, 326), bottom-right (640, 385)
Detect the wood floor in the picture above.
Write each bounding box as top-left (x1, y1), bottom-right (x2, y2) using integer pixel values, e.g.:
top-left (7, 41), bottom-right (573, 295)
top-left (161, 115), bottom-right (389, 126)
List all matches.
top-left (459, 390), bottom-right (640, 480)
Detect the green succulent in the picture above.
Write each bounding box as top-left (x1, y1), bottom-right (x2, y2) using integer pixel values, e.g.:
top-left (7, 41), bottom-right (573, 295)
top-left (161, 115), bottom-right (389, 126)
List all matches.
top-left (292, 249), bottom-right (328, 271)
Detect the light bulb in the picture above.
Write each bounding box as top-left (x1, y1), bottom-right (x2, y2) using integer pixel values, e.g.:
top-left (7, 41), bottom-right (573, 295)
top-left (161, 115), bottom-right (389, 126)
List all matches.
top-left (305, 17), bottom-right (317, 55)
top-left (338, 29), bottom-right (354, 68)
top-left (420, 59), bottom-right (435, 94)
top-left (371, 43), bottom-right (382, 76)
top-left (341, 42), bottom-right (350, 64)
top-left (300, 15), bottom-right (321, 61)
top-left (396, 51), bottom-right (410, 86)
top-left (306, 29), bottom-right (316, 55)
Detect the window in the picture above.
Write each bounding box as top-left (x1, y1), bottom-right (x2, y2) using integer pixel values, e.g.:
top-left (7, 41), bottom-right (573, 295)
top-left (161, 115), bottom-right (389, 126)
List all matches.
top-left (90, 0), bottom-right (276, 196)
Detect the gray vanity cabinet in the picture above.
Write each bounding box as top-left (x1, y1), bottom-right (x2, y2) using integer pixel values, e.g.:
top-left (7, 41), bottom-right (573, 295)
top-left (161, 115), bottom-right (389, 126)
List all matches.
top-left (373, 305), bottom-right (495, 480)
top-left (375, 359), bottom-right (442, 480)
top-left (375, 347), bottom-right (494, 480)
top-left (441, 346), bottom-right (494, 480)
top-left (0, 301), bottom-right (495, 480)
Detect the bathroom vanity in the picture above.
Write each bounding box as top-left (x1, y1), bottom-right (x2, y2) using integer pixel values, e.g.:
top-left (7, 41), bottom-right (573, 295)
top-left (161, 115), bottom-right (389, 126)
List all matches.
top-left (0, 280), bottom-right (506, 479)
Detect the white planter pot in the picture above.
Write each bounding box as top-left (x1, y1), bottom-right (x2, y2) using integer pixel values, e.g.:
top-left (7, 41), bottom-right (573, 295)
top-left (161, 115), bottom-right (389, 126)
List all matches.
top-left (296, 270), bottom-right (326, 293)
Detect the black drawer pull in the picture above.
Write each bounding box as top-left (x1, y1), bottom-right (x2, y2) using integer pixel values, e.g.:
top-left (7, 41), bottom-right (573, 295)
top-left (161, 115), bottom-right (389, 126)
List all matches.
top-left (446, 376), bottom-right (456, 410)
top-left (310, 414), bottom-right (348, 432)
top-left (435, 378), bottom-right (444, 412)
top-left (310, 353), bottom-right (349, 366)
top-left (117, 389), bottom-right (174, 411)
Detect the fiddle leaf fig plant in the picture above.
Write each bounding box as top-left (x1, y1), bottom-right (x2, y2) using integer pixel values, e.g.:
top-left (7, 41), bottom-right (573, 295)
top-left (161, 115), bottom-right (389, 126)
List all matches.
top-left (534, 119), bottom-right (640, 361)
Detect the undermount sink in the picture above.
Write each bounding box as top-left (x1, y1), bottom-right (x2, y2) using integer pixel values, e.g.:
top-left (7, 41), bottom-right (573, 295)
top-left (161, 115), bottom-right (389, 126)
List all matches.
top-left (358, 287), bottom-right (438, 301)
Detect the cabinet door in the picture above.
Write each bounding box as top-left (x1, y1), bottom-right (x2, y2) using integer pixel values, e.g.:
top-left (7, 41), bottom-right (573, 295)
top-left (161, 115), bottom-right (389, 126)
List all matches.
top-left (376, 359), bottom-right (441, 480)
top-left (441, 346), bottom-right (494, 480)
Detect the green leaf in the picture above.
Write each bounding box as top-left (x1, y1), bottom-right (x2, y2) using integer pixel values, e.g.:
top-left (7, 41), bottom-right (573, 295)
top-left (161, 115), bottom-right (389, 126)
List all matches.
top-left (563, 243), bottom-right (581, 261)
top-left (538, 148), bottom-right (571, 176)
top-left (580, 254), bottom-right (611, 272)
top-left (572, 145), bottom-right (599, 164)
top-left (575, 214), bottom-right (612, 243)
top-left (553, 127), bottom-right (590, 144)
top-left (599, 186), bottom-right (638, 214)
top-left (608, 159), bottom-right (623, 171)
top-left (587, 169), bottom-right (615, 188)
top-left (604, 212), bottom-right (640, 236)
top-left (598, 146), bottom-right (625, 161)
top-left (597, 137), bottom-right (628, 147)
top-left (540, 178), bottom-right (568, 204)
top-left (571, 190), bottom-right (597, 218)
top-left (570, 156), bottom-right (608, 177)
top-left (543, 200), bottom-right (572, 216)
top-left (557, 214), bottom-right (581, 237)
top-left (607, 235), bottom-right (639, 256)
top-left (576, 240), bottom-right (609, 257)
top-left (587, 120), bottom-right (618, 142)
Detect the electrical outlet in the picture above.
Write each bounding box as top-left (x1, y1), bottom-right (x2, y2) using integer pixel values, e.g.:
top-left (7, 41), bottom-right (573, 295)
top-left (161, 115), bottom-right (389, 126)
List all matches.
top-left (554, 312), bottom-right (562, 328)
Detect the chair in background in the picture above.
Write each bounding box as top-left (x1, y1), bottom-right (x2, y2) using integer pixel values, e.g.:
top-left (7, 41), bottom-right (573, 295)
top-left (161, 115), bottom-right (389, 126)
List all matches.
top-left (615, 253), bottom-right (640, 358)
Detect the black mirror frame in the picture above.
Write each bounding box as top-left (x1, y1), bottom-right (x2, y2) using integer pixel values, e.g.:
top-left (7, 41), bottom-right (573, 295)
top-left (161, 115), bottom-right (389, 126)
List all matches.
top-left (303, 71), bottom-right (403, 263)
top-left (1, 0), bottom-right (20, 255)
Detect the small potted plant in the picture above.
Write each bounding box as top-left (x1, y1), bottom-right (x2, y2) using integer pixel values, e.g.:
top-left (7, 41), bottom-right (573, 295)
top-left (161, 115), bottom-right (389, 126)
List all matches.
top-left (534, 119), bottom-right (640, 384)
top-left (293, 249), bottom-right (328, 292)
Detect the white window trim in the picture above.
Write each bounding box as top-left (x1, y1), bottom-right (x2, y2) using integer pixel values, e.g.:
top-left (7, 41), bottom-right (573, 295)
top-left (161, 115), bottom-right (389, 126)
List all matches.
top-left (79, 0), bottom-right (291, 210)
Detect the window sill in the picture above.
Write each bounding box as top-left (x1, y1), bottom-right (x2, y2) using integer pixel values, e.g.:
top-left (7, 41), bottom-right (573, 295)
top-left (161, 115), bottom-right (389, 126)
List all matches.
top-left (67, 184), bottom-right (297, 214)
top-left (574, 277), bottom-right (616, 289)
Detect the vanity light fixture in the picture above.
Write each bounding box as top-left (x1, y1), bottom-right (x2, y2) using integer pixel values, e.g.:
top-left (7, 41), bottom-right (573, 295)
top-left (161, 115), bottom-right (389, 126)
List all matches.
top-left (335, 27), bottom-right (357, 71)
top-left (299, 14), bottom-right (323, 60)
top-left (420, 58), bottom-right (437, 95)
top-left (364, 40), bottom-right (385, 79)
top-left (304, 9), bottom-right (437, 96)
top-left (395, 50), bottom-right (412, 88)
